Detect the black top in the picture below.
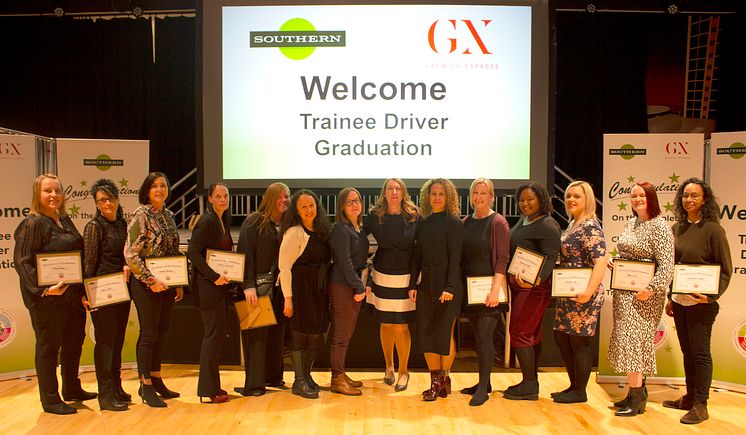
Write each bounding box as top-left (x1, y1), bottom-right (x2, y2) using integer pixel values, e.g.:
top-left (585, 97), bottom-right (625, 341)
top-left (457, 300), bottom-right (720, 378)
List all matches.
top-left (461, 213), bottom-right (511, 314)
top-left (14, 214), bottom-right (84, 308)
top-left (187, 210), bottom-right (233, 305)
top-left (83, 214), bottom-right (128, 278)
top-left (364, 213), bottom-right (419, 275)
top-left (330, 221), bottom-right (369, 294)
top-left (509, 215), bottom-right (561, 283)
top-left (672, 220), bottom-right (733, 301)
top-left (410, 211), bottom-right (464, 298)
top-left (237, 212), bottom-right (282, 290)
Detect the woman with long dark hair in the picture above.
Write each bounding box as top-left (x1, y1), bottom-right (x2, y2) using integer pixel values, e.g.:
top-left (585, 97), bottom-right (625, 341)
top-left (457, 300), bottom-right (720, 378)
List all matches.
top-left (124, 172), bottom-right (183, 408)
top-left (188, 182), bottom-right (232, 403)
top-left (278, 189), bottom-right (331, 399)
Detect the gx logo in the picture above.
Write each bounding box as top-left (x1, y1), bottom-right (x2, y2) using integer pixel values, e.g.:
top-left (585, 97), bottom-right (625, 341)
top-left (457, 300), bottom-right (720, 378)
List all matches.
top-left (428, 20), bottom-right (492, 54)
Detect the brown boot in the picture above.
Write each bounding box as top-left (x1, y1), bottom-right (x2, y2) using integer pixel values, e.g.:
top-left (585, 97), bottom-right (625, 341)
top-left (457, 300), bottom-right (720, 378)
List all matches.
top-left (423, 370), bottom-right (448, 402)
top-left (331, 374), bottom-right (362, 396)
top-left (680, 402), bottom-right (708, 424)
top-left (343, 373), bottom-right (363, 388)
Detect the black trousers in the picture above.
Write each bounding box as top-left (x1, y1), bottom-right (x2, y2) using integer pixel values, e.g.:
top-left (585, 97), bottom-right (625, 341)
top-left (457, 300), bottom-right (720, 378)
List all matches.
top-left (240, 289), bottom-right (286, 390)
top-left (672, 301), bottom-right (719, 403)
top-left (130, 279), bottom-right (174, 379)
top-left (91, 301), bottom-right (130, 395)
top-left (28, 300), bottom-right (86, 405)
top-left (197, 283), bottom-right (227, 397)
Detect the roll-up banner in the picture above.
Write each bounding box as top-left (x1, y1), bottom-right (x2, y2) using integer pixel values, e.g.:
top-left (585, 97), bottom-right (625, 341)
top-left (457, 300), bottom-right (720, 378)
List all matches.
top-left (0, 134), bottom-right (38, 380)
top-left (598, 133), bottom-right (704, 383)
top-left (708, 132), bottom-right (746, 392)
top-left (56, 138), bottom-right (149, 368)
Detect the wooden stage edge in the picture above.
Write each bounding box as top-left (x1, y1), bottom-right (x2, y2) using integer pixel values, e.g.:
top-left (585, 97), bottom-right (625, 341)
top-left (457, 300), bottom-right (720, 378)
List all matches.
top-left (1, 365), bottom-right (745, 434)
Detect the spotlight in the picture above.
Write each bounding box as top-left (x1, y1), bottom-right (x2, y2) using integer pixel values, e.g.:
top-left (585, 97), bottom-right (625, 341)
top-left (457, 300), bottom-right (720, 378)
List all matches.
top-left (586, 4), bottom-right (597, 13)
top-left (667, 4), bottom-right (679, 14)
top-left (133, 6), bottom-right (143, 17)
top-left (53, 7), bottom-right (64, 18)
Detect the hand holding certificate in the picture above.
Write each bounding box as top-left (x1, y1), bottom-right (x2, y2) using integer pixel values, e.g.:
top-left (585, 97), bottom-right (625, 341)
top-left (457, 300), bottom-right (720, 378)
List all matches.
top-left (466, 276), bottom-right (507, 305)
top-left (508, 246), bottom-right (546, 285)
top-left (84, 272), bottom-right (130, 308)
top-left (206, 249), bottom-right (245, 282)
top-left (36, 251), bottom-right (83, 286)
top-left (145, 256), bottom-right (189, 287)
top-left (610, 259), bottom-right (655, 291)
top-left (672, 264), bottom-right (720, 295)
top-left (552, 268), bottom-right (592, 298)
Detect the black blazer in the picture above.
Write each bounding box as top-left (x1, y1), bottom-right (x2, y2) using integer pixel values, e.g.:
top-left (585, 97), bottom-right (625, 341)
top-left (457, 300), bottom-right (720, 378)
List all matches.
top-left (187, 210), bottom-right (232, 307)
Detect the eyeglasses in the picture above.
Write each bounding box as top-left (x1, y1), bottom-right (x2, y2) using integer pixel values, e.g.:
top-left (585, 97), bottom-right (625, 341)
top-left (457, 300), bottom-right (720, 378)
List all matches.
top-left (682, 194), bottom-right (702, 200)
top-left (96, 198), bottom-right (118, 205)
top-left (345, 199), bottom-right (361, 206)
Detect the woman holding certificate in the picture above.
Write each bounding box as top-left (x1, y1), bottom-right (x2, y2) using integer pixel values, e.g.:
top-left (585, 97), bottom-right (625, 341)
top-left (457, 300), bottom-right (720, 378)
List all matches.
top-left (82, 179), bottom-right (131, 412)
top-left (328, 187), bottom-right (369, 396)
top-left (188, 182), bottom-right (233, 404)
top-left (503, 182), bottom-right (560, 401)
top-left (363, 178), bottom-right (420, 392)
top-left (14, 174), bottom-right (95, 415)
top-left (551, 181), bottom-right (607, 404)
top-left (608, 181), bottom-right (674, 417)
top-left (410, 178), bottom-right (463, 402)
top-left (459, 178), bottom-right (510, 406)
top-left (279, 189), bottom-right (332, 399)
top-left (663, 178), bottom-right (732, 424)
top-left (235, 182), bottom-right (290, 397)
top-left (124, 172), bottom-right (183, 408)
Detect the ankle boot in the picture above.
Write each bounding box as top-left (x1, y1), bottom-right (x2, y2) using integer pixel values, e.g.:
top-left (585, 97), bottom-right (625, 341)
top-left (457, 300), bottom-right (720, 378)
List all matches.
top-left (302, 350), bottom-right (319, 393)
top-left (503, 379), bottom-right (539, 401)
top-left (139, 382), bottom-right (166, 408)
top-left (423, 370), bottom-right (448, 401)
top-left (113, 378), bottom-right (132, 403)
top-left (613, 379), bottom-right (647, 407)
top-left (422, 371), bottom-right (436, 395)
top-left (663, 394), bottom-right (694, 410)
top-left (151, 377), bottom-right (180, 398)
top-left (615, 386), bottom-right (646, 417)
top-left (331, 373), bottom-right (362, 396)
top-left (443, 371), bottom-right (451, 394)
top-left (291, 351), bottom-right (318, 399)
top-left (680, 401), bottom-right (708, 424)
top-left (62, 378), bottom-right (98, 402)
top-left (98, 381), bottom-right (128, 412)
top-left (343, 373), bottom-right (363, 388)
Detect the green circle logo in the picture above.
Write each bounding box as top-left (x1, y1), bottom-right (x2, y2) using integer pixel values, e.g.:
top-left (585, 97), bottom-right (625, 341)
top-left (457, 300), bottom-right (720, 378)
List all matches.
top-left (280, 18), bottom-right (316, 60)
top-left (729, 142), bottom-right (745, 160)
top-left (620, 144), bottom-right (635, 160)
top-left (96, 154), bottom-right (113, 171)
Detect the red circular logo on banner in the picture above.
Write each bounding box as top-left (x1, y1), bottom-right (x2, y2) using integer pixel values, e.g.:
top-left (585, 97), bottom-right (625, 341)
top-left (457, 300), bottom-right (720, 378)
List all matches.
top-left (732, 319), bottom-right (746, 357)
top-left (0, 309), bottom-right (17, 348)
top-left (653, 318), bottom-right (668, 349)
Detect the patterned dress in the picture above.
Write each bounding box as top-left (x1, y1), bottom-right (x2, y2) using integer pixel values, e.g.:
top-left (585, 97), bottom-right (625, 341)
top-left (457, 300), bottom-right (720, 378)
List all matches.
top-left (553, 218), bottom-right (606, 336)
top-left (608, 216), bottom-right (674, 374)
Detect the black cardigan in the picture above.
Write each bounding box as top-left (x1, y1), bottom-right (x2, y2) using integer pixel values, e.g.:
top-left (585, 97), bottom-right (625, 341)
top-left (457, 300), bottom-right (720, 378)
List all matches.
top-left (187, 210), bottom-right (232, 306)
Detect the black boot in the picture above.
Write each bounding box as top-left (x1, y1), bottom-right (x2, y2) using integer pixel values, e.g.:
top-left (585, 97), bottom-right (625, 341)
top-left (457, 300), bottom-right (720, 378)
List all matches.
top-left (615, 386), bottom-right (646, 417)
top-left (503, 379), bottom-right (538, 401)
top-left (62, 378), bottom-right (98, 401)
top-left (291, 351), bottom-right (318, 399)
top-left (302, 349), bottom-right (319, 393)
top-left (113, 378), bottom-right (132, 403)
top-left (613, 380), bottom-right (648, 407)
top-left (139, 382), bottom-right (166, 408)
top-left (42, 402), bottom-right (77, 415)
top-left (151, 377), bottom-right (180, 398)
top-left (98, 380), bottom-right (128, 412)
top-left (504, 347), bottom-right (538, 400)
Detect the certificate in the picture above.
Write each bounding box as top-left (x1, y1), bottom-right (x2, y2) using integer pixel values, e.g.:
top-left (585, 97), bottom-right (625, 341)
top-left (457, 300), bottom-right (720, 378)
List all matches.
top-left (36, 251), bottom-right (83, 285)
top-left (145, 256), bottom-right (189, 287)
top-left (672, 264), bottom-right (720, 295)
top-left (507, 246), bottom-right (546, 285)
top-left (84, 272), bottom-right (130, 308)
top-left (206, 249), bottom-right (245, 282)
top-left (466, 276), bottom-right (508, 305)
top-left (610, 259), bottom-right (655, 291)
top-left (552, 268), bottom-right (592, 298)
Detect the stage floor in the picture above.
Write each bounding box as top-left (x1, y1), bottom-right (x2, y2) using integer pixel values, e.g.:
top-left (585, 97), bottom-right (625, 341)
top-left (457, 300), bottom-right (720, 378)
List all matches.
top-left (1, 364), bottom-right (745, 434)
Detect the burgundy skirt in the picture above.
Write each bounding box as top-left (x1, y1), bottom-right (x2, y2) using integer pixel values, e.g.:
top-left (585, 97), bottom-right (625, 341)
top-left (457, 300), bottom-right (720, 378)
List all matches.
top-left (508, 276), bottom-right (552, 348)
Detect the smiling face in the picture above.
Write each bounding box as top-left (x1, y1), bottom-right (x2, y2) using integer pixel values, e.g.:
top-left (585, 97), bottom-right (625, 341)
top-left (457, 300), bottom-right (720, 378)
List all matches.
top-left (384, 179), bottom-right (403, 211)
top-left (630, 184), bottom-right (648, 219)
top-left (95, 190), bottom-right (119, 221)
top-left (519, 187), bottom-right (541, 219)
top-left (208, 184), bottom-right (230, 215)
top-left (275, 189), bottom-right (290, 218)
top-left (565, 185), bottom-right (586, 220)
top-left (681, 183), bottom-right (704, 218)
top-left (296, 194), bottom-right (317, 228)
top-left (471, 182), bottom-right (493, 213)
top-left (429, 182), bottom-right (446, 213)
top-left (148, 177), bottom-right (169, 208)
top-left (39, 177), bottom-right (63, 217)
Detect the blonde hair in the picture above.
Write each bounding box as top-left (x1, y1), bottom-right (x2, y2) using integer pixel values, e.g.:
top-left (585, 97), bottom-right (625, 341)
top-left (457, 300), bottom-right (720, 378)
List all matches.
top-left (469, 177), bottom-right (495, 208)
top-left (369, 178), bottom-right (420, 223)
top-left (420, 178), bottom-right (460, 217)
top-left (565, 180), bottom-right (597, 222)
top-left (31, 174), bottom-right (67, 217)
top-left (253, 182), bottom-right (290, 232)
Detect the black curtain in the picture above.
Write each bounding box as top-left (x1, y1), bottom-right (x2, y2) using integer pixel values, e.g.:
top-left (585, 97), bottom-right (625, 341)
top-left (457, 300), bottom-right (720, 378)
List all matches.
top-left (0, 16), bottom-right (196, 184)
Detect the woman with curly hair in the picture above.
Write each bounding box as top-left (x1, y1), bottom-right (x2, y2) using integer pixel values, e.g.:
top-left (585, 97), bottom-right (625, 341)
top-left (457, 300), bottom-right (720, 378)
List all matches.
top-left (410, 178), bottom-right (464, 401)
top-left (663, 178), bottom-right (732, 424)
top-left (278, 189), bottom-right (332, 399)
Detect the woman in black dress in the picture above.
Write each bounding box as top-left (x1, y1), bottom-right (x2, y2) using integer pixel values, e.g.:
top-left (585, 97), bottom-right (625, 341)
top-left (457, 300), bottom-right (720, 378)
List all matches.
top-left (82, 179), bottom-right (131, 412)
top-left (235, 182), bottom-right (290, 397)
top-left (278, 189), bottom-right (331, 399)
top-left (460, 178), bottom-right (510, 406)
top-left (411, 178), bottom-right (464, 402)
top-left (14, 174), bottom-right (96, 415)
top-left (364, 178), bottom-right (420, 391)
top-left (188, 182), bottom-right (232, 404)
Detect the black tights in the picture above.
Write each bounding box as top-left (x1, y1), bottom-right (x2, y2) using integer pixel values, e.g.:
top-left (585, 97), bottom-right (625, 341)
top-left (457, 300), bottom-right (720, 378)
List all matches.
top-left (554, 330), bottom-right (593, 392)
top-left (515, 342), bottom-right (542, 381)
top-left (469, 315), bottom-right (498, 391)
top-left (291, 330), bottom-right (323, 354)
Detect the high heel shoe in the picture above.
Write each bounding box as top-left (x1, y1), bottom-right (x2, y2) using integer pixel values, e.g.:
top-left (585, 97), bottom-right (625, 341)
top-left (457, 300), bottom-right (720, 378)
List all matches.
top-left (199, 393), bottom-right (229, 404)
top-left (139, 382), bottom-right (166, 408)
top-left (383, 367), bottom-right (395, 385)
top-left (394, 373), bottom-right (409, 392)
top-left (151, 377), bottom-right (180, 398)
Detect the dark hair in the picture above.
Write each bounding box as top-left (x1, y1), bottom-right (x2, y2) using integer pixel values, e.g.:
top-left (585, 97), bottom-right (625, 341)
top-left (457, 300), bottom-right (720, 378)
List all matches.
top-left (281, 189), bottom-right (331, 241)
top-left (206, 182), bottom-right (232, 229)
top-left (631, 182), bottom-right (661, 219)
top-left (673, 177), bottom-right (720, 223)
top-left (336, 187), bottom-right (363, 226)
top-left (515, 182), bottom-right (553, 216)
top-left (91, 178), bottom-right (123, 219)
top-left (138, 172), bottom-right (170, 205)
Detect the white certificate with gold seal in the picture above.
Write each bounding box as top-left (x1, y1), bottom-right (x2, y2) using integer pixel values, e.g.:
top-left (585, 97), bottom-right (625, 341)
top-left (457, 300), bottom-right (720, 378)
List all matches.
top-left (466, 276), bottom-right (508, 305)
top-left (610, 259), bottom-right (655, 291)
top-left (507, 246), bottom-right (546, 285)
top-left (145, 256), bottom-right (189, 287)
top-left (672, 264), bottom-right (720, 295)
top-left (206, 249), bottom-right (245, 282)
top-left (551, 268), bottom-right (592, 298)
top-left (36, 251), bottom-right (83, 285)
top-left (84, 272), bottom-right (130, 308)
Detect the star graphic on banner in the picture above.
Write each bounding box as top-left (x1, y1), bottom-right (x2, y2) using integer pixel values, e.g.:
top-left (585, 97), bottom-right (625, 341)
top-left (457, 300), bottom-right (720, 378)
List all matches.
top-left (669, 173), bottom-right (680, 183)
top-left (80, 180), bottom-right (87, 187)
top-left (617, 202), bottom-right (628, 211)
top-left (128, 320), bottom-right (135, 328)
top-left (665, 344), bottom-right (673, 353)
top-left (664, 202), bottom-right (674, 212)
top-left (69, 204), bottom-right (80, 215)
top-left (119, 178), bottom-right (129, 188)
top-left (610, 248), bottom-right (619, 257)
top-left (627, 175), bottom-right (635, 183)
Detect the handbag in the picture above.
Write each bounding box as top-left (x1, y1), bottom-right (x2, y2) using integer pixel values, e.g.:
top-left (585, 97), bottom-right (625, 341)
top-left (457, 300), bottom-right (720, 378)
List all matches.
top-left (256, 272), bottom-right (275, 297)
